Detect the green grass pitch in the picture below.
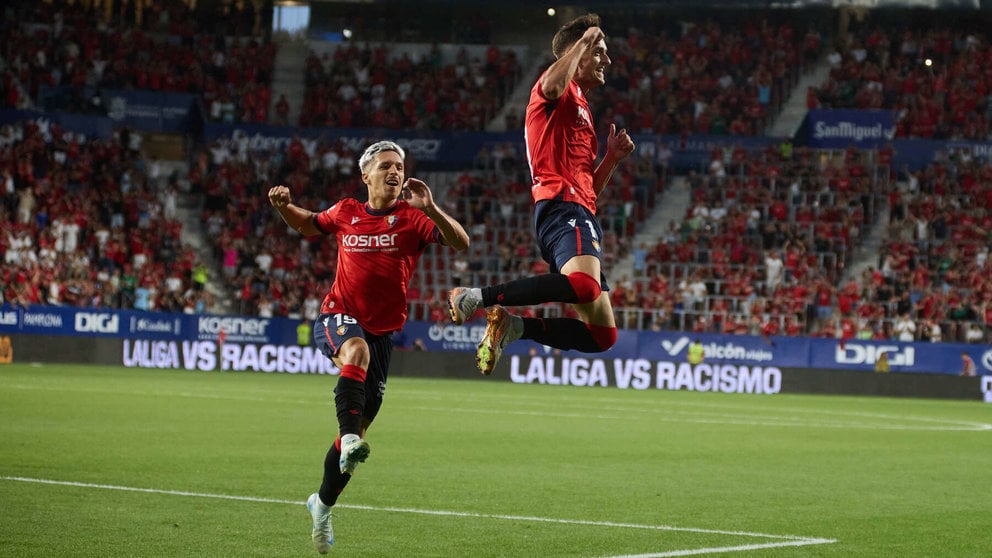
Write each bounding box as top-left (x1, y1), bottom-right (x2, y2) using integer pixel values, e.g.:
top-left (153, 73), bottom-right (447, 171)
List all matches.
top-left (0, 363), bottom-right (989, 557)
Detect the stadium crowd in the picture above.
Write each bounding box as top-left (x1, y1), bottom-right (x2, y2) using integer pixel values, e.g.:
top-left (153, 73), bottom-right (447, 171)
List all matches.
top-left (0, 0), bottom-right (276, 124)
top-left (190, 132), bottom-right (358, 321)
top-left (1, 4), bottom-right (990, 345)
top-left (5, 119), bottom-right (985, 342)
top-left (584, 12), bottom-right (824, 136)
top-left (601, 141), bottom-right (884, 335)
top-left (604, 141), bottom-right (989, 343)
top-left (0, 120), bottom-right (212, 313)
top-left (297, 10), bottom-right (823, 134)
top-left (811, 19), bottom-right (992, 140)
top-left (298, 42), bottom-right (523, 130)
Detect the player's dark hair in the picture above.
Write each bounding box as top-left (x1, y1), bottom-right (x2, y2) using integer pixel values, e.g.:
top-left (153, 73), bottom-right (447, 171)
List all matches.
top-left (552, 13), bottom-right (602, 58)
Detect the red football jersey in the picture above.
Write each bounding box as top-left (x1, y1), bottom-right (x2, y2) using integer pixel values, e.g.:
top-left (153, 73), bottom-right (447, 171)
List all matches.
top-left (315, 198), bottom-right (440, 335)
top-left (524, 75), bottom-right (599, 214)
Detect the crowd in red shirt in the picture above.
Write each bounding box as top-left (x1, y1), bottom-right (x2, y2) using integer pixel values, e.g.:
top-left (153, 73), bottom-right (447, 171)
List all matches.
top-left (3, 4), bottom-right (991, 344)
top-left (0, 0), bottom-right (276, 124)
top-left (608, 141), bottom-right (888, 336)
top-left (587, 13), bottom-right (822, 137)
top-left (188, 134), bottom-right (374, 319)
top-left (1, 6), bottom-right (830, 137)
top-left (0, 121), bottom-right (207, 312)
top-left (601, 142), bottom-right (988, 343)
top-left (811, 21), bottom-right (992, 140)
top-left (298, 43), bottom-right (522, 131)
top-left (867, 149), bottom-right (992, 343)
top-left (3, 121), bottom-right (990, 344)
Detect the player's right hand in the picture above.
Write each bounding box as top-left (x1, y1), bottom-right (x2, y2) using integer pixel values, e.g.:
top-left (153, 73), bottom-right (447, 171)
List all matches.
top-left (268, 185), bottom-right (291, 209)
top-left (583, 26), bottom-right (605, 45)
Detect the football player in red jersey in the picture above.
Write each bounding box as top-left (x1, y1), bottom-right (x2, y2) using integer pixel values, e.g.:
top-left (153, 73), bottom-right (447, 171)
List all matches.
top-left (268, 140), bottom-right (469, 553)
top-left (449, 13), bottom-right (635, 375)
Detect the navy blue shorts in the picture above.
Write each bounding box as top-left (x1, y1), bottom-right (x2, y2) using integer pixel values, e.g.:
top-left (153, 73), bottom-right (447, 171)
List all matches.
top-left (312, 312), bottom-right (392, 423)
top-left (534, 200), bottom-right (610, 291)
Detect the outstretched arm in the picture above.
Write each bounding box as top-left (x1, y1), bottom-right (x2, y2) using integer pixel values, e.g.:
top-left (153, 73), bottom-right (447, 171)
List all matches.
top-left (593, 123), bottom-right (635, 195)
top-left (268, 185), bottom-right (322, 236)
top-left (403, 178), bottom-right (470, 251)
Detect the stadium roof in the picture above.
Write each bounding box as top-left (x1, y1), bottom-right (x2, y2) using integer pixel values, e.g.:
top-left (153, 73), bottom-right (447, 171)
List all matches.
top-left (318, 0), bottom-right (982, 7)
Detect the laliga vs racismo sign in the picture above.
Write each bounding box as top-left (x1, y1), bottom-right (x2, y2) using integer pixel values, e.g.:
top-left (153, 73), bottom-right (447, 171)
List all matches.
top-left (509, 355), bottom-right (781, 395)
top-left (122, 340), bottom-right (337, 374)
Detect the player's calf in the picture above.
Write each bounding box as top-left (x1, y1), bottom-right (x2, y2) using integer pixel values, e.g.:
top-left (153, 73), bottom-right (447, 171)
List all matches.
top-left (518, 318), bottom-right (616, 353)
top-left (478, 272), bottom-right (602, 307)
top-left (586, 323), bottom-right (617, 351)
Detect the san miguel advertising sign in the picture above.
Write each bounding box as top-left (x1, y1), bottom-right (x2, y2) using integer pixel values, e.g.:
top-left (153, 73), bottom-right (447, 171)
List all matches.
top-left (806, 109), bottom-right (897, 149)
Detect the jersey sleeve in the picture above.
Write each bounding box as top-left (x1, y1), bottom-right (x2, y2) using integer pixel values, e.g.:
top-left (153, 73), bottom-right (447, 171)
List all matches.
top-left (404, 204), bottom-right (441, 247)
top-left (313, 202), bottom-right (341, 235)
top-left (533, 71), bottom-right (554, 103)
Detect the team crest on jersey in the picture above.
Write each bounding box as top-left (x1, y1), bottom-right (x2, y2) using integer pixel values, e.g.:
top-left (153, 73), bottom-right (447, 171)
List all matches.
top-left (385, 215), bottom-right (398, 227)
top-left (592, 240), bottom-right (601, 252)
top-left (336, 325), bottom-right (348, 336)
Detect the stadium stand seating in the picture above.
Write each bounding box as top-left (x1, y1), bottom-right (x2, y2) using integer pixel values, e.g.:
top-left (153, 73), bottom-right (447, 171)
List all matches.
top-left (587, 11), bottom-right (823, 136)
top-left (810, 17), bottom-right (992, 139)
top-left (1, 2), bottom-right (990, 346)
top-left (0, 120), bottom-right (210, 312)
top-left (609, 143), bottom-right (889, 335)
top-left (298, 42), bottom-right (523, 130)
top-left (0, 0), bottom-right (276, 123)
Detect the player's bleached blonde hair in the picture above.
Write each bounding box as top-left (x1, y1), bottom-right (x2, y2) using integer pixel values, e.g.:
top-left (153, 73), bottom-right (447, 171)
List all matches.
top-left (358, 141), bottom-right (405, 173)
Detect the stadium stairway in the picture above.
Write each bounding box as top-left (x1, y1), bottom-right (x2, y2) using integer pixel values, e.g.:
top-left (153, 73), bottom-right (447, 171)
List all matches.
top-left (766, 59), bottom-right (832, 139)
top-left (0, 54), bottom-right (32, 110)
top-left (486, 54), bottom-right (547, 132)
top-left (838, 193), bottom-right (890, 285)
top-left (165, 161), bottom-right (234, 314)
top-left (749, 51), bottom-right (895, 285)
top-left (609, 175), bottom-right (691, 286)
top-left (268, 39), bottom-right (308, 126)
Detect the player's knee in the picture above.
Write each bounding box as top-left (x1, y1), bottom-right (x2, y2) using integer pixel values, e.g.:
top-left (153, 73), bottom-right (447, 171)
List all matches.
top-left (566, 271), bottom-right (601, 304)
top-left (338, 338), bottom-right (371, 368)
top-left (586, 324), bottom-right (617, 352)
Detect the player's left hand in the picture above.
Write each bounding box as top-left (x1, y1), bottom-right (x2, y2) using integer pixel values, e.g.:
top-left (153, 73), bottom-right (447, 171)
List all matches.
top-left (402, 178), bottom-right (434, 210)
top-left (606, 123), bottom-right (635, 159)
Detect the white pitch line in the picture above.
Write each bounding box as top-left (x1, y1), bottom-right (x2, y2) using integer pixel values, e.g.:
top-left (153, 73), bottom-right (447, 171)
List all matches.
top-left (337, 502), bottom-right (825, 541)
top-left (0, 476), bottom-right (302, 505)
top-left (602, 538), bottom-right (838, 558)
top-left (1, 475), bottom-right (837, 555)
